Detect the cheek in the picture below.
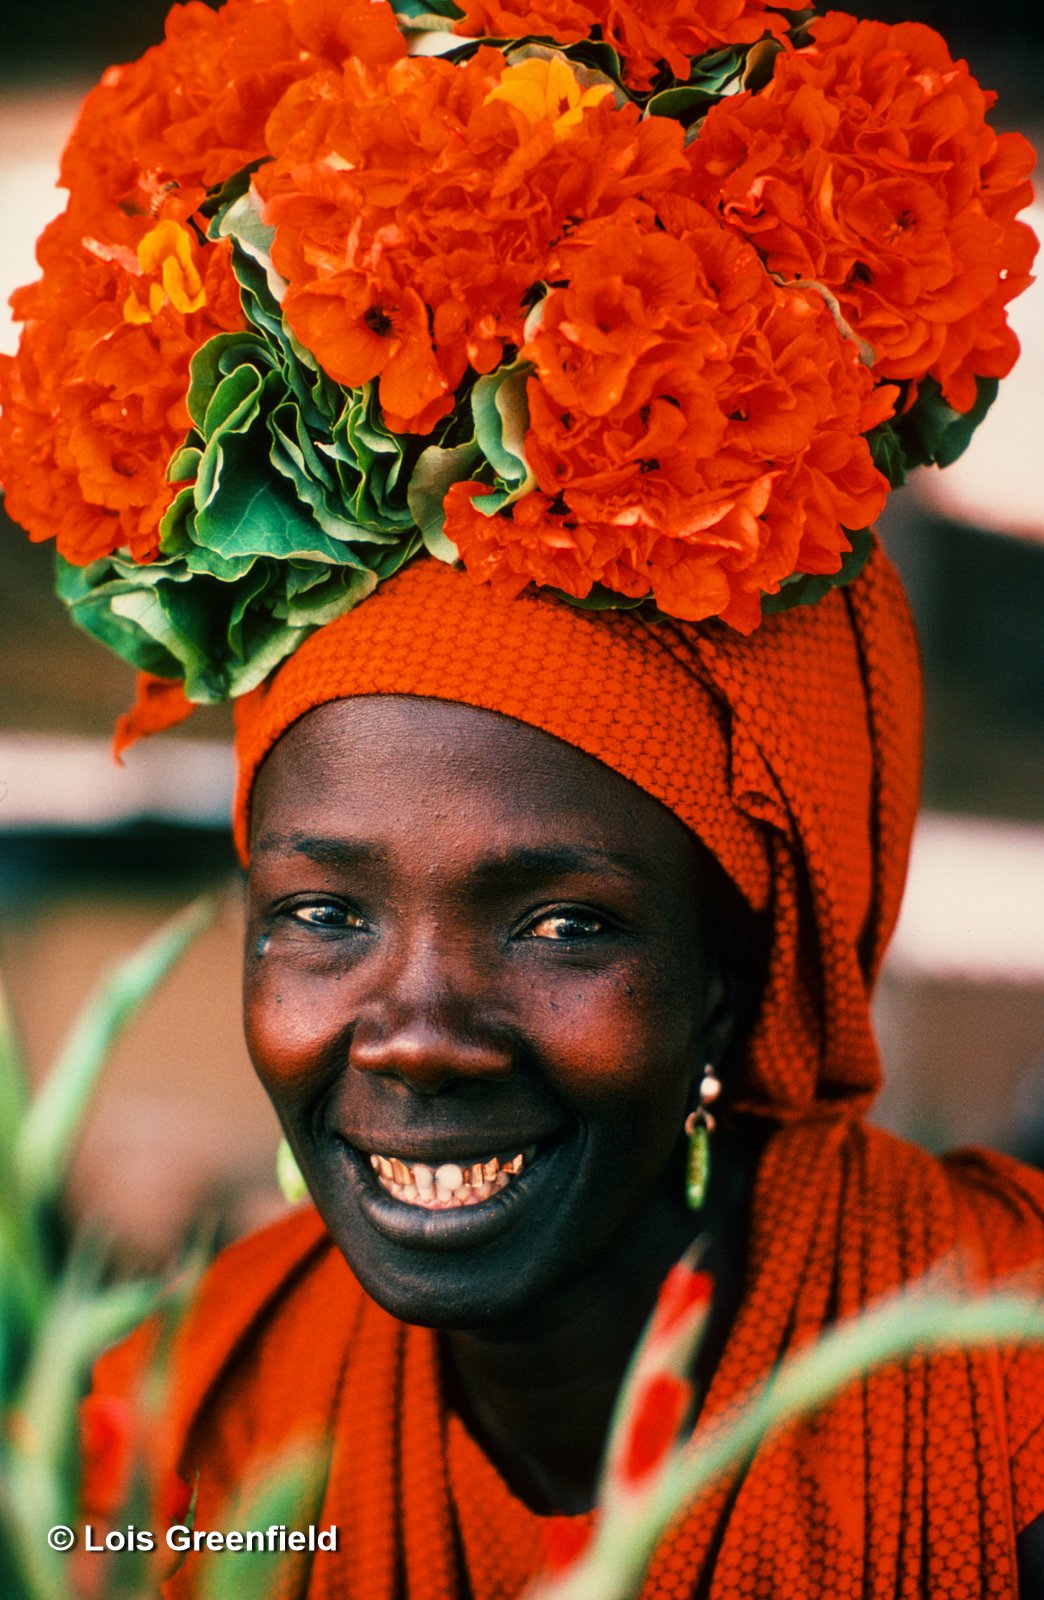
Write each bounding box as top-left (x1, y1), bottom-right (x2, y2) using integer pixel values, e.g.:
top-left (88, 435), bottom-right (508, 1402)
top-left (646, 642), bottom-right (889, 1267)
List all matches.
top-left (522, 960), bottom-right (701, 1119)
top-left (243, 956), bottom-right (347, 1104)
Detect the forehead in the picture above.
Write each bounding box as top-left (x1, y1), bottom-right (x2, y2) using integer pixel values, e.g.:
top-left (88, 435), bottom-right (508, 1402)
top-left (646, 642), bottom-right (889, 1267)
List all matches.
top-left (249, 694), bottom-right (702, 872)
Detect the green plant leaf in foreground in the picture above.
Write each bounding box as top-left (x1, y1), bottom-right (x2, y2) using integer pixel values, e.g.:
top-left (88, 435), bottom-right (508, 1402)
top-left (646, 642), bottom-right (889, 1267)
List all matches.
top-left (4, 1257), bottom-right (156, 1599)
top-left (198, 1448), bottom-right (327, 1600)
top-left (276, 1138), bottom-right (309, 1206)
top-left (528, 1286), bottom-right (1044, 1600)
top-left (0, 960), bottom-right (29, 1135)
top-left (15, 897), bottom-right (217, 1205)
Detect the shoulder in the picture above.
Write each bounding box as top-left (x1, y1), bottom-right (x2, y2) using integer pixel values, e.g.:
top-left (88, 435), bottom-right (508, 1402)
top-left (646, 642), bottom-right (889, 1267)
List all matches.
top-left (938, 1143), bottom-right (1044, 1282)
top-left (93, 1203), bottom-right (344, 1396)
top-left (89, 1205), bottom-right (371, 1495)
top-left (842, 1121), bottom-right (1044, 1279)
top-left (857, 1128), bottom-right (1044, 1539)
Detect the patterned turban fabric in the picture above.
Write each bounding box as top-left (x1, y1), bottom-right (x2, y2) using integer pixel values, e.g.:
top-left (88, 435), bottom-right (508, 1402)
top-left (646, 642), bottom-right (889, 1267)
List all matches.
top-left (88, 549), bottom-right (1044, 1598)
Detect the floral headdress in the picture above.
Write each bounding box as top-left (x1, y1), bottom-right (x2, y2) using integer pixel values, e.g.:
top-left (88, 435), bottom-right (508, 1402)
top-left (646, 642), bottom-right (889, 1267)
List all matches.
top-left (0, 0), bottom-right (1035, 713)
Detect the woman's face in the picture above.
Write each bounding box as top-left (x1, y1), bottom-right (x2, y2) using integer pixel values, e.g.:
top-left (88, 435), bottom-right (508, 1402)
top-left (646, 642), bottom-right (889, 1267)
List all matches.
top-left (245, 696), bottom-right (734, 1328)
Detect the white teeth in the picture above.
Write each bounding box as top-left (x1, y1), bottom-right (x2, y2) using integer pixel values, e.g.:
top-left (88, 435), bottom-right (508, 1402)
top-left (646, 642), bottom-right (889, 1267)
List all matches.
top-left (435, 1162), bottom-right (464, 1197)
top-left (369, 1148), bottom-right (534, 1208)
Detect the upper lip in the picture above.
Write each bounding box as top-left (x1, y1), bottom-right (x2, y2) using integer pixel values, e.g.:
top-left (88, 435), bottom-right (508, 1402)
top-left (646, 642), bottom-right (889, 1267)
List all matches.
top-left (337, 1128), bottom-right (564, 1164)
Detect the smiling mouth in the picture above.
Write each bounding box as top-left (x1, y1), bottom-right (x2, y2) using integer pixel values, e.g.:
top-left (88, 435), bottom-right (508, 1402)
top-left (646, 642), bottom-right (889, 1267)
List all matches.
top-left (367, 1147), bottom-right (538, 1209)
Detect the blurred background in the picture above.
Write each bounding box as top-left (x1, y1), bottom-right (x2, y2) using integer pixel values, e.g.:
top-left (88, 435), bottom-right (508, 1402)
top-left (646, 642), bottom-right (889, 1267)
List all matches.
top-left (1, 0), bottom-right (1043, 1266)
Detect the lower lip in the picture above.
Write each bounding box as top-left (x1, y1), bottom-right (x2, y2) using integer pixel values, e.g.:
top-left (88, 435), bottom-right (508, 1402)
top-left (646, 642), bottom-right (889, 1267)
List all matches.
top-left (338, 1140), bottom-right (563, 1253)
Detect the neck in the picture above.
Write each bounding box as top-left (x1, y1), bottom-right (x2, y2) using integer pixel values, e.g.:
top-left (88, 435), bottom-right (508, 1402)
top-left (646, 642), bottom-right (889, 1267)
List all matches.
top-left (441, 1120), bottom-right (766, 1514)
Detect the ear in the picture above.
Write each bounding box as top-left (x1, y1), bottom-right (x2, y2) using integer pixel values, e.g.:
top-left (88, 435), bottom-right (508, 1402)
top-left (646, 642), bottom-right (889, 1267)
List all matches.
top-left (696, 960), bottom-right (744, 1083)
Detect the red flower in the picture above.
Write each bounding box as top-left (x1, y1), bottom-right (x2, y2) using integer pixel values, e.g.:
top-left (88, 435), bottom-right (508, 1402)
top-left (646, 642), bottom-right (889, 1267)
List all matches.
top-left (80, 1388), bottom-right (192, 1541)
top-left (0, 0), bottom-right (308, 563)
top-left (542, 1515), bottom-right (595, 1573)
top-left (448, 208), bottom-right (890, 630)
top-left (687, 13), bottom-right (1038, 411)
top-left (159, 1469), bottom-right (194, 1528)
top-left (80, 1395), bottom-right (136, 1519)
top-left (646, 1263), bottom-right (712, 1350)
top-left (0, 220), bottom-right (242, 565)
top-left (621, 1372), bottom-right (691, 1486)
top-left (258, 48), bottom-right (686, 432)
top-left (454, 0), bottom-right (792, 92)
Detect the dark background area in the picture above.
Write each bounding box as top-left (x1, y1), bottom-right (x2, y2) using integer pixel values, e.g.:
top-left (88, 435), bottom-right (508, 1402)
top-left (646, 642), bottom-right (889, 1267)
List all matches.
top-left (4, 1), bottom-right (1044, 99)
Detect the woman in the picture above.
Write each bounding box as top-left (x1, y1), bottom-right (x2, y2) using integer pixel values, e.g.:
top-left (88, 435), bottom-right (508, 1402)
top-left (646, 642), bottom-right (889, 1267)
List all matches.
top-left (1, 1), bottom-right (1042, 1594)
top-left (77, 551), bottom-right (1041, 1598)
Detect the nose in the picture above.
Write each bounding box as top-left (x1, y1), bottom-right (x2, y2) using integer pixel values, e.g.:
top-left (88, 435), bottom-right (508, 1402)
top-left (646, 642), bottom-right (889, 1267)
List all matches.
top-left (347, 930), bottom-right (513, 1093)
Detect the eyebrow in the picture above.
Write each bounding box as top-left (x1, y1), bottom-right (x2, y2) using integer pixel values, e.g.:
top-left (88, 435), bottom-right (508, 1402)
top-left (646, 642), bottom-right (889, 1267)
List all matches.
top-left (250, 835), bottom-right (642, 882)
top-left (467, 844), bottom-right (645, 885)
top-left (250, 833), bottom-right (389, 869)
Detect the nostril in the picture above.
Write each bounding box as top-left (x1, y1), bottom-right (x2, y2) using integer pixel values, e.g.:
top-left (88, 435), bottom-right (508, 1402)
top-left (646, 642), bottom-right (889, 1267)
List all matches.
top-left (348, 1016), bottom-right (513, 1090)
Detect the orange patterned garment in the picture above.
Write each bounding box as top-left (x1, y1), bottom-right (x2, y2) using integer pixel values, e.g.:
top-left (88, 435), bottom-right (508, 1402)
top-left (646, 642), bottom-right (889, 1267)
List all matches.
top-left (88, 550), bottom-right (1044, 1595)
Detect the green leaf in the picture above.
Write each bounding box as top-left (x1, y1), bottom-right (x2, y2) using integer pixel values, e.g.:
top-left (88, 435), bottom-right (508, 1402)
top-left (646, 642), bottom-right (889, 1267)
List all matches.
top-left (56, 557), bottom-right (187, 680)
top-left (199, 1448), bottom-right (327, 1600)
top-left (761, 528), bottom-right (873, 616)
top-left (16, 900), bottom-right (217, 1205)
top-left (868, 422), bottom-right (909, 489)
top-left (0, 963), bottom-right (28, 1133)
top-left (5, 1245), bottom-right (158, 1600)
top-left (214, 189), bottom-right (283, 307)
top-left (199, 157), bottom-right (267, 225)
top-left (168, 444), bottom-right (202, 484)
top-left (471, 363), bottom-right (533, 488)
top-left (202, 361), bottom-right (267, 443)
top-left (276, 1139), bottom-right (309, 1205)
top-left (408, 441), bottom-right (480, 560)
top-left (689, 46), bottom-right (746, 88)
top-left (646, 85), bottom-right (729, 119)
top-left (195, 446), bottom-right (351, 564)
top-left (187, 331), bottom-right (267, 430)
top-left (896, 376), bottom-right (1000, 471)
top-left (108, 585), bottom-right (219, 698)
top-left (551, 585), bottom-right (648, 613)
top-left (389, 0), bottom-right (464, 24)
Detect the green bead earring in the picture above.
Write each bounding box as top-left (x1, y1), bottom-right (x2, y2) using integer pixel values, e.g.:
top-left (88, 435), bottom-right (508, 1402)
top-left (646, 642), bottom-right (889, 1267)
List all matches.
top-left (685, 1063), bottom-right (722, 1211)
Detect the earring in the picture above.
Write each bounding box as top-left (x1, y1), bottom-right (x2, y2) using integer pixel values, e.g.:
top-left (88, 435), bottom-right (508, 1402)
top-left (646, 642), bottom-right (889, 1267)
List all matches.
top-left (684, 1063), bottom-right (722, 1212)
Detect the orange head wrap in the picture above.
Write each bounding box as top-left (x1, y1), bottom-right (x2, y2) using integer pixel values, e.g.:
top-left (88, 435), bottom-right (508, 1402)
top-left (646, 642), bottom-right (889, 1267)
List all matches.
top-left (233, 543), bottom-right (922, 1124)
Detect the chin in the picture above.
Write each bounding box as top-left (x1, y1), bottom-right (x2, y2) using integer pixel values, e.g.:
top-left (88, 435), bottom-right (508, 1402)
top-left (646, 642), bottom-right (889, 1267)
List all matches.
top-left (302, 1135), bottom-right (595, 1330)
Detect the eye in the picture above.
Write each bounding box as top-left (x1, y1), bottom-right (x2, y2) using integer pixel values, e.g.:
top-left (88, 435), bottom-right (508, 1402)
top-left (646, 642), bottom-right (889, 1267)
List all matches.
top-left (285, 901), bottom-right (368, 930)
top-left (522, 908), bottom-right (608, 941)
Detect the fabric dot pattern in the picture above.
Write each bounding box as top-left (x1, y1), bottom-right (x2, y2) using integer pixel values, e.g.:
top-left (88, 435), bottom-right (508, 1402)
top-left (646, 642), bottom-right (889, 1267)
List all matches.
top-left (84, 550), bottom-right (1044, 1596)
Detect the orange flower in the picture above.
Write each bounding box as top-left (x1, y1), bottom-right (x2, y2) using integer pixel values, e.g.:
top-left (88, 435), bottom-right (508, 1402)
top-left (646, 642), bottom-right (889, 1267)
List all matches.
top-left (0, 0), bottom-right (309, 564)
top-left (0, 219), bottom-right (241, 564)
top-left (447, 209), bottom-right (889, 631)
top-left (687, 13), bottom-right (1038, 411)
top-left (286, 0), bottom-right (406, 67)
top-left (122, 220), bottom-right (207, 324)
top-left (454, 0), bottom-right (791, 91)
top-left (59, 0), bottom-right (319, 242)
top-left (257, 48), bottom-right (686, 432)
